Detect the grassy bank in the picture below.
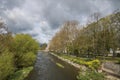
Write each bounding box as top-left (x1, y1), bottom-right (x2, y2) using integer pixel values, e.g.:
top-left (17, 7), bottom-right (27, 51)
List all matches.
top-left (9, 67), bottom-right (33, 80)
top-left (53, 53), bottom-right (120, 80)
top-left (52, 53), bottom-right (106, 80)
top-left (56, 53), bottom-right (101, 70)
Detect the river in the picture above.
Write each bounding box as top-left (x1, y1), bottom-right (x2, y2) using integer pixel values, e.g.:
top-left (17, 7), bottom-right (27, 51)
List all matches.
top-left (27, 51), bottom-right (79, 80)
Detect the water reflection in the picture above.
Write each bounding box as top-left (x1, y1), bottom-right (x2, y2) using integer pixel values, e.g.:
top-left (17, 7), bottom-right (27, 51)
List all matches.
top-left (27, 52), bottom-right (78, 80)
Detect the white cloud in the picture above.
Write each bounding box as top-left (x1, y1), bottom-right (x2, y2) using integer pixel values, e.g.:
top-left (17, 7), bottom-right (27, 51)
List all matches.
top-left (0, 0), bottom-right (120, 43)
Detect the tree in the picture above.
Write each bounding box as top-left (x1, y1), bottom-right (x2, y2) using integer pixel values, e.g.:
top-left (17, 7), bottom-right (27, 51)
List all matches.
top-left (40, 43), bottom-right (47, 50)
top-left (0, 18), bottom-right (14, 80)
top-left (11, 34), bottom-right (39, 68)
top-left (49, 11), bottom-right (120, 58)
top-left (0, 18), bottom-right (40, 80)
top-left (0, 50), bottom-right (14, 80)
top-left (49, 21), bottom-right (79, 54)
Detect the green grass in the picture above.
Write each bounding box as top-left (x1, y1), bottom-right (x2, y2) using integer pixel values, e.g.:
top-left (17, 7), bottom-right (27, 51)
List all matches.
top-left (9, 67), bottom-right (33, 80)
top-left (56, 62), bottom-right (64, 68)
top-left (58, 54), bottom-right (88, 65)
top-left (77, 69), bottom-right (105, 80)
top-left (96, 56), bottom-right (120, 62)
top-left (57, 54), bottom-right (101, 70)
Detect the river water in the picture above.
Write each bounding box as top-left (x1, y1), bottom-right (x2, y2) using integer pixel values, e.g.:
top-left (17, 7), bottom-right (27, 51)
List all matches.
top-left (27, 51), bottom-right (79, 80)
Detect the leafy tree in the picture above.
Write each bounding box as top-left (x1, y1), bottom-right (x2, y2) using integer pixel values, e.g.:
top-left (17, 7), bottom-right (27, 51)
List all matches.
top-left (0, 18), bottom-right (40, 80)
top-left (11, 34), bottom-right (39, 68)
top-left (0, 19), bottom-right (14, 80)
top-left (49, 11), bottom-right (120, 58)
top-left (49, 21), bottom-right (79, 54)
top-left (40, 43), bottom-right (47, 50)
top-left (18, 52), bottom-right (36, 67)
top-left (0, 50), bottom-right (14, 80)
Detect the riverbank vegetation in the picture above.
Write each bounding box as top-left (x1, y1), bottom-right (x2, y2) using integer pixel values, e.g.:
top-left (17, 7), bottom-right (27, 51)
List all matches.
top-left (77, 68), bottom-right (105, 80)
top-left (58, 54), bottom-right (100, 70)
top-left (40, 43), bottom-right (47, 50)
top-left (55, 53), bottom-right (105, 80)
top-left (0, 19), bottom-right (39, 80)
top-left (49, 11), bottom-right (120, 80)
top-left (9, 67), bottom-right (33, 80)
top-left (49, 11), bottom-right (120, 58)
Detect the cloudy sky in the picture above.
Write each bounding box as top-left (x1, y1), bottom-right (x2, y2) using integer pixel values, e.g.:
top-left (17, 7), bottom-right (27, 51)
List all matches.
top-left (0, 0), bottom-right (120, 43)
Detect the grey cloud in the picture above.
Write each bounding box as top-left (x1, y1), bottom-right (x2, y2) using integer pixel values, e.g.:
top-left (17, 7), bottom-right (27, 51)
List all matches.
top-left (36, 0), bottom-right (120, 29)
top-left (6, 20), bottom-right (33, 33)
top-left (0, 0), bottom-right (24, 9)
top-left (109, 0), bottom-right (120, 11)
top-left (0, 0), bottom-right (120, 43)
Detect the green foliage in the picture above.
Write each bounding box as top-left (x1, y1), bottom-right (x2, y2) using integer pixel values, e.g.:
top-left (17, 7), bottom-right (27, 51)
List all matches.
top-left (85, 59), bottom-right (101, 70)
top-left (12, 34), bottom-right (39, 68)
top-left (77, 69), bottom-right (105, 80)
top-left (56, 63), bottom-right (64, 68)
top-left (60, 54), bottom-right (101, 71)
top-left (18, 52), bottom-right (36, 67)
top-left (49, 12), bottom-right (120, 58)
top-left (49, 21), bottom-right (79, 54)
top-left (0, 50), bottom-right (14, 80)
top-left (13, 34), bottom-right (39, 54)
top-left (40, 43), bottom-right (47, 50)
top-left (9, 67), bottom-right (33, 80)
top-left (0, 20), bottom-right (38, 80)
top-left (60, 54), bottom-right (103, 80)
top-left (0, 21), bottom-right (15, 80)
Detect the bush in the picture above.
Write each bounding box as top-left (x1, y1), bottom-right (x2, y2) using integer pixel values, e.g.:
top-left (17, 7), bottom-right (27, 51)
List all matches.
top-left (0, 21), bottom-right (38, 80)
top-left (18, 52), bottom-right (36, 67)
top-left (9, 67), bottom-right (33, 80)
top-left (77, 69), bottom-right (105, 80)
top-left (0, 50), bottom-right (14, 80)
top-left (12, 34), bottom-right (39, 68)
top-left (85, 59), bottom-right (101, 70)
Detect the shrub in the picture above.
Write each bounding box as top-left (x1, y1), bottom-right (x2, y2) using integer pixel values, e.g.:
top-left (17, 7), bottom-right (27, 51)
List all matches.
top-left (85, 59), bottom-right (101, 70)
top-left (77, 69), bottom-right (105, 80)
top-left (9, 67), bottom-right (33, 80)
top-left (19, 52), bottom-right (36, 67)
top-left (12, 34), bottom-right (39, 68)
top-left (0, 50), bottom-right (14, 80)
